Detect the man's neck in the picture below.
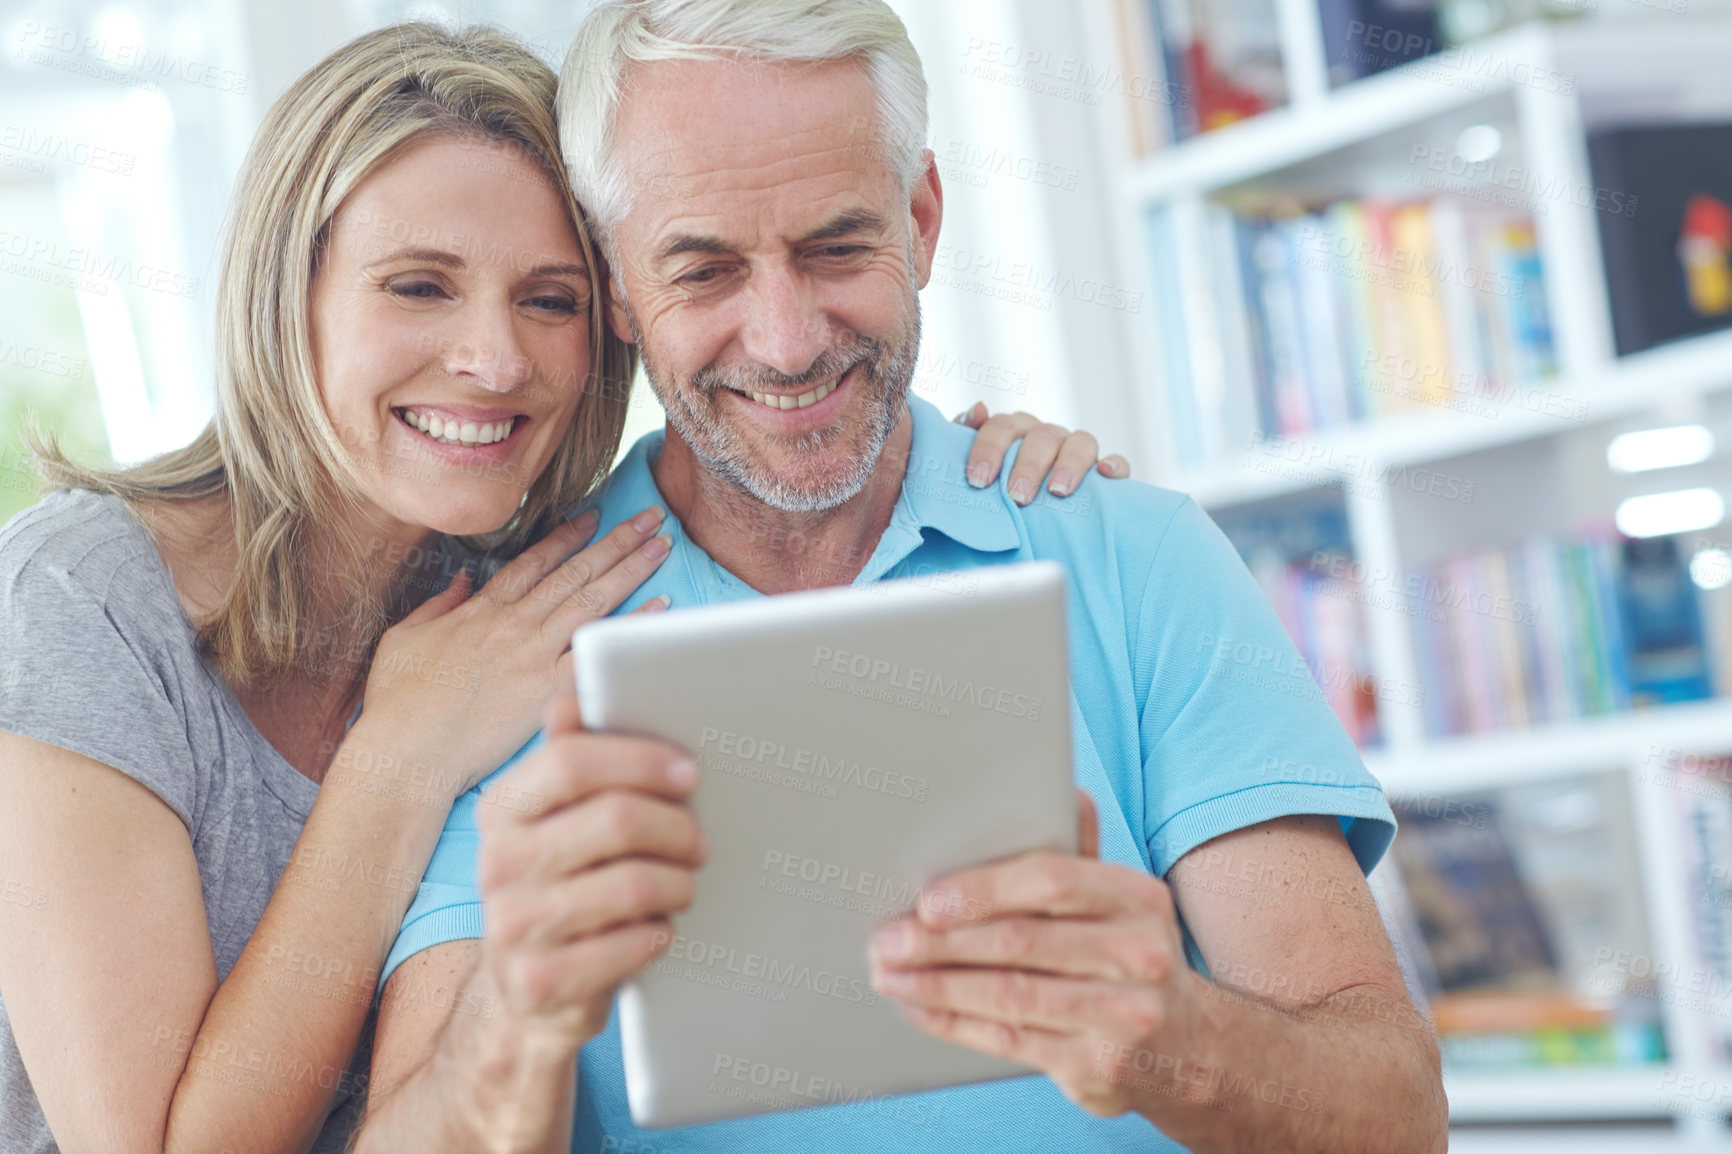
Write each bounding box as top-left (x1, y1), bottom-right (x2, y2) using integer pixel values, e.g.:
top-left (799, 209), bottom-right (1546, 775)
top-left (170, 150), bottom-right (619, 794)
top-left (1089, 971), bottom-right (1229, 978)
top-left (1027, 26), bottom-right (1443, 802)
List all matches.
top-left (650, 410), bottom-right (914, 594)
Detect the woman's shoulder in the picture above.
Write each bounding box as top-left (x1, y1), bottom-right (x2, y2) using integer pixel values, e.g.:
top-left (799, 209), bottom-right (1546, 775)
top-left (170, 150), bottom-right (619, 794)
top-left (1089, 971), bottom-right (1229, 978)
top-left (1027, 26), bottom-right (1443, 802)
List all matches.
top-left (0, 488), bottom-right (180, 618)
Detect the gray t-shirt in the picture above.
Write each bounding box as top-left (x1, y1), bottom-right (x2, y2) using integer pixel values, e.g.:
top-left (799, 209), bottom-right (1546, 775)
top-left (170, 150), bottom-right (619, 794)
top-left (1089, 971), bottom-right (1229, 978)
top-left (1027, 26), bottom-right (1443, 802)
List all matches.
top-left (0, 489), bottom-right (372, 1153)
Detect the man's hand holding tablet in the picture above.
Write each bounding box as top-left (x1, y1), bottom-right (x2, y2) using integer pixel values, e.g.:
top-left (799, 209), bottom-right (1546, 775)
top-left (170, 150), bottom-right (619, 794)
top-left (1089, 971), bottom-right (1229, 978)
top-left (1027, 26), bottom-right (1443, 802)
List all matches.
top-left (471, 692), bottom-right (704, 1053)
top-left (868, 791), bottom-right (1206, 1119)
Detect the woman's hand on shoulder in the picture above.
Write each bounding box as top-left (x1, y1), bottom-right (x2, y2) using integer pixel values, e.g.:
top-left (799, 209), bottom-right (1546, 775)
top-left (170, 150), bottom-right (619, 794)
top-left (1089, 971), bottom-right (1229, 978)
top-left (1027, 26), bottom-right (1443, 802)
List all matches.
top-left (357, 508), bottom-right (673, 801)
top-left (955, 402), bottom-right (1131, 506)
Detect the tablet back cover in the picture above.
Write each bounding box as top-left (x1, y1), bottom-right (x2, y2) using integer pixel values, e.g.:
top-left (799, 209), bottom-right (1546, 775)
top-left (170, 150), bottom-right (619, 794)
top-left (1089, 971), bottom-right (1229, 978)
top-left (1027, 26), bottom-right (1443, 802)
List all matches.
top-left (574, 560), bottom-right (1075, 1128)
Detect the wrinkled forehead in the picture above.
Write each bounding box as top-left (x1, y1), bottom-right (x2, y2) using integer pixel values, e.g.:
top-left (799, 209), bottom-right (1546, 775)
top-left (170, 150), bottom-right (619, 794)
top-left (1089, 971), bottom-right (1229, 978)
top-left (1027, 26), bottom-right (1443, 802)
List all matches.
top-left (610, 56), bottom-right (902, 241)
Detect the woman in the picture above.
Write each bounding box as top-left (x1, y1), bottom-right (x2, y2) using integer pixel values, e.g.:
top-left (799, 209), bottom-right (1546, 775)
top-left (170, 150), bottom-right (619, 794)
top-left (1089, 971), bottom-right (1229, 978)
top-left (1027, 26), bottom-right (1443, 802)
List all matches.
top-left (0, 22), bottom-right (1123, 1154)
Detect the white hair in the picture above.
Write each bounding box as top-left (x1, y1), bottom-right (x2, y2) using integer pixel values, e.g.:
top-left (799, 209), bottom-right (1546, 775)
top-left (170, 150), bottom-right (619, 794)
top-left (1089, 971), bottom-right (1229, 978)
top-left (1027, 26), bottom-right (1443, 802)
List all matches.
top-left (558, 0), bottom-right (928, 249)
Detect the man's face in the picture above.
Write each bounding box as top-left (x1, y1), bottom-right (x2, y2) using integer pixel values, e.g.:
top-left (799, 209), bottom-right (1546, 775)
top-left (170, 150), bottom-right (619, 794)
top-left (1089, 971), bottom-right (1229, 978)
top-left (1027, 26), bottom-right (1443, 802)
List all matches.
top-left (603, 57), bottom-right (941, 511)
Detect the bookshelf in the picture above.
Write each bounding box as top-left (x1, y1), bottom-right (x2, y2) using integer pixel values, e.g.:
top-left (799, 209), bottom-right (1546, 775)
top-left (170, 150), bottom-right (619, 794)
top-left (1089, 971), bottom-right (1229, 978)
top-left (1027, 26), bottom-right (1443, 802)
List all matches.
top-left (1084, 0), bottom-right (1732, 1139)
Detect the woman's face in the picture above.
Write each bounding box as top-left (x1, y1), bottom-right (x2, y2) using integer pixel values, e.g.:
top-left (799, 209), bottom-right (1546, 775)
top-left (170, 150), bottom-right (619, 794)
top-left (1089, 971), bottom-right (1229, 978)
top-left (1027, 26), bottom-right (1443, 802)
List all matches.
top-left (310, 133), bottom-right (593, 539)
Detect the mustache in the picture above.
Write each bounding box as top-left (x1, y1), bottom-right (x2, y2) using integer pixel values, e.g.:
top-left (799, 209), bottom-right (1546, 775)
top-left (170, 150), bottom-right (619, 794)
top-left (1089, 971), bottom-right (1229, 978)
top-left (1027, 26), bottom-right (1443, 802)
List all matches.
top-left (691, 334), bottom-right (881, 397)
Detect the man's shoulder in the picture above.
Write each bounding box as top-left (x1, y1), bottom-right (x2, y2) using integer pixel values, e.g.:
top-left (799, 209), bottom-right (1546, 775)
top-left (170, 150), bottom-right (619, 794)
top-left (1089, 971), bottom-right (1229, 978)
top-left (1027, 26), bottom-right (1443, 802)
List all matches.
top-left (1016, 466), bottom-right (1198, 564)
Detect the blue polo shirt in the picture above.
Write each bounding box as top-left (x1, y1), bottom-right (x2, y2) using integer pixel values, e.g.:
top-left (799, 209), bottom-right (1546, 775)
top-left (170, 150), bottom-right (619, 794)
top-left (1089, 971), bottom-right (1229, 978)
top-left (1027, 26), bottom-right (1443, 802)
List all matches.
top-left (381, 395), bottom-right (1396, 1152)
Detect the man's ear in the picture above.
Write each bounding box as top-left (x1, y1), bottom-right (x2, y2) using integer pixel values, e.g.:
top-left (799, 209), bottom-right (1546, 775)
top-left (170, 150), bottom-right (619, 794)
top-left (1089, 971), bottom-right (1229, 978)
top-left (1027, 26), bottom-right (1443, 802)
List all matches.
top-left (602, 256), bottom-right (637, 346)
top-left (909, 148), bottom-right (943, 291)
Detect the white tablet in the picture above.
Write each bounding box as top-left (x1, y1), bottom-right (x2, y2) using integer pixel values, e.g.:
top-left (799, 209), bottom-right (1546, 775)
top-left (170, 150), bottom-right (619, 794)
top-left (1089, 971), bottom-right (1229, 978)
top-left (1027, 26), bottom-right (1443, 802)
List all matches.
top-left (572, 559), bottom-right (1076, 1129)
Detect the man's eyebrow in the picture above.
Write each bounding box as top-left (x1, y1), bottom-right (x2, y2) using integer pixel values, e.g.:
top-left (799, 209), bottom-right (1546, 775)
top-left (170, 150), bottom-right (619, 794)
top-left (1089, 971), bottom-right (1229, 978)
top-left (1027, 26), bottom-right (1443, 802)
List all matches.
top-left (651, 211), bottom-right (888, 264)
top-left (655, 234), bottom-right (733, 262)
top-left (361, 246), bottom-right (465, 271)
top-left (801, 210), bottom-right (887, 244)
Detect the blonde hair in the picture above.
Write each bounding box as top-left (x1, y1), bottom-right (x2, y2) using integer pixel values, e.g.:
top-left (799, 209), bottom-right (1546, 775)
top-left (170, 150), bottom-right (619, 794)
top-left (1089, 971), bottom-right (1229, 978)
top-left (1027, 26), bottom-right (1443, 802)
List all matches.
top-left (32, 22), bottom-right (637, 688)
top-left (558, 0), bottom-right (928, 251)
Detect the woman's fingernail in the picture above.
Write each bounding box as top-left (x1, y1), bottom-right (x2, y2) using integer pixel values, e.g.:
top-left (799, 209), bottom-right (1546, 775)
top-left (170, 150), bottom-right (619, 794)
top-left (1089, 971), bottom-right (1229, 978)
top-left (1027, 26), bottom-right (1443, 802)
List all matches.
top-left (642, 533), bottom-right (672, 560)
top-left (574, 507), bottom-right (600, 528)
top-left (1009, 477), bottom-right (1034, 505)
top-left (644, 594), bottom-right (671, 611)
top-left (967, 461), bottom-right (991, 488)
top-left (668, 757), bottom-right (697, 789)
top-left (1048, 467), bottom-right (1073, 496)
top-left (873, 923), bottom-right (916, 962)
top-left (632, 505), bottom-right (665, 533)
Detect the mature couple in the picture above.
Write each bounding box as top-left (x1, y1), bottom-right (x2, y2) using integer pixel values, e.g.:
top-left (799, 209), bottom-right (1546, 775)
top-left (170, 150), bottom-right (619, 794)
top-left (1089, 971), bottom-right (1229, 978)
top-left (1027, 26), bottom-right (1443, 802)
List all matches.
top-left (0, 2), bottom-right (1445, 1152)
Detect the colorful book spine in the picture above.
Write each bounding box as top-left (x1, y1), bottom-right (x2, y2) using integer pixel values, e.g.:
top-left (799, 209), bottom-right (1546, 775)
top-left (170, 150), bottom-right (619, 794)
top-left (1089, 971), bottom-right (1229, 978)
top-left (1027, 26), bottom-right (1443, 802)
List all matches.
top-left (1160, 196), bottom-right (1561, 463)
top-left (1411, 533), bottom-right (1711, 738)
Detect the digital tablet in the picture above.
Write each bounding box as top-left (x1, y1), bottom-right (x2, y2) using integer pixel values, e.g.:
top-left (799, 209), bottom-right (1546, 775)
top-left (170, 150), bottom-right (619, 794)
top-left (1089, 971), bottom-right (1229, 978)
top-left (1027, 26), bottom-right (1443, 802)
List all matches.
top-left (572, 559), bottom-right (1076, 1129)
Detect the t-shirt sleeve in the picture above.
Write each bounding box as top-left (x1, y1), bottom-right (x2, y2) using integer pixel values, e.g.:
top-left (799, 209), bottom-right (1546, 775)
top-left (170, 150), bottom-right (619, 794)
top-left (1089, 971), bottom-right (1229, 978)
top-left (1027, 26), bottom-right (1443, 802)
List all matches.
top-left (1134, 498), bottom-right (1396, 876)
top-left (380, 733), bottom-right (544, 985)
top-left (0, 542), bottom-right (201, 830)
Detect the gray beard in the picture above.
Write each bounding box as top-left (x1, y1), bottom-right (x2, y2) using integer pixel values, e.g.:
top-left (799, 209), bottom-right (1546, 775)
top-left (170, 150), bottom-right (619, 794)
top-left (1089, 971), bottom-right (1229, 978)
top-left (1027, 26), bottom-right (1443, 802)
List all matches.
top-left (629, 296), bottom-right (921, 513)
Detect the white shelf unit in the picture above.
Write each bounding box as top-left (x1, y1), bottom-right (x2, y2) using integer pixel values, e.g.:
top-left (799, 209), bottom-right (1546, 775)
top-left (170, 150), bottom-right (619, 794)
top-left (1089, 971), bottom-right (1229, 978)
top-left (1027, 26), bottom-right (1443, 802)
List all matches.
top-left (1088, 2), bottom-right (1732, 1138)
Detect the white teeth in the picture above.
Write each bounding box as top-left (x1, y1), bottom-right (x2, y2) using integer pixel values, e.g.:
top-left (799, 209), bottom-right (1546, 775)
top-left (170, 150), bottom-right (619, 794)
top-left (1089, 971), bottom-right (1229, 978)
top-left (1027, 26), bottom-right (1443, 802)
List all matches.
top-left (400, 409), bottom-right (515, 448)
top-left (746, 379), bottom-right (838, 412)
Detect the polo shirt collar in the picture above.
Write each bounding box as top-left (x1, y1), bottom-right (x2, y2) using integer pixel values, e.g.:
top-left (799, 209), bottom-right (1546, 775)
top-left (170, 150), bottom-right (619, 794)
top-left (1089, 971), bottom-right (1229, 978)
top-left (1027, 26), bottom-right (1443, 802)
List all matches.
top-left (605, 395), bottom-right (1022, 599)
top-left (886, 394), bottom-right (1024, 555)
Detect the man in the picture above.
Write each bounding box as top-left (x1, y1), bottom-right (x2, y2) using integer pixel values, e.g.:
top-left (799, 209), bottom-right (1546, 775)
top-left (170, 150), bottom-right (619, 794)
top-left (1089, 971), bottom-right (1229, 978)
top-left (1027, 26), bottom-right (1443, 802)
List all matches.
top-left (353, 2), bottom-right (1447, 1151)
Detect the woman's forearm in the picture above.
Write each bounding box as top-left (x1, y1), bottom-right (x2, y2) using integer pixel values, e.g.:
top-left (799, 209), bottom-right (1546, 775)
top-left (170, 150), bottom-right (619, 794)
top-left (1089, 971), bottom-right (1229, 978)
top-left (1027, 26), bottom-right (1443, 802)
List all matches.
top-left (161, 717), bottom-right (459, 1154)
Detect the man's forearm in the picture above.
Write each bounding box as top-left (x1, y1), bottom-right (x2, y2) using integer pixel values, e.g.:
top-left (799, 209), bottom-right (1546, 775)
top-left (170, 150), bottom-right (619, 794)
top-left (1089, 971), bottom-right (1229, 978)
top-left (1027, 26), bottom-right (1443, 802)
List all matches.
top-left (352, 979), bottom-right (579, 1154)
top-left (1106, 972), bottom-right (1447, 1154)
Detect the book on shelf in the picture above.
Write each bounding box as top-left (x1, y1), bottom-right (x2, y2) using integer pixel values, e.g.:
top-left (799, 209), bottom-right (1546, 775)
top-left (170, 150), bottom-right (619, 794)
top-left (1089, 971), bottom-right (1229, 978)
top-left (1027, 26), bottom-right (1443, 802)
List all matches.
top-left (1317, 0), bottom-right (1445, 86)
top-left (1211, 495), bottom-right (1383, 746)
top-left (1385, 773), bottom-right (1666, 1070)
top-left (1621, 535), bottom-right (1715, 705)
top-left (1588, 122), bottom-right (1732, 357)
top-left (1120, 0), bottom-right (1287, 148)
top-left (1408, 531), bottom-right (1713, 738)
top-left (1149, 194), bottom-right (1558, 471)
top-left (1662, 752), bottom-right (1732, 1062)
